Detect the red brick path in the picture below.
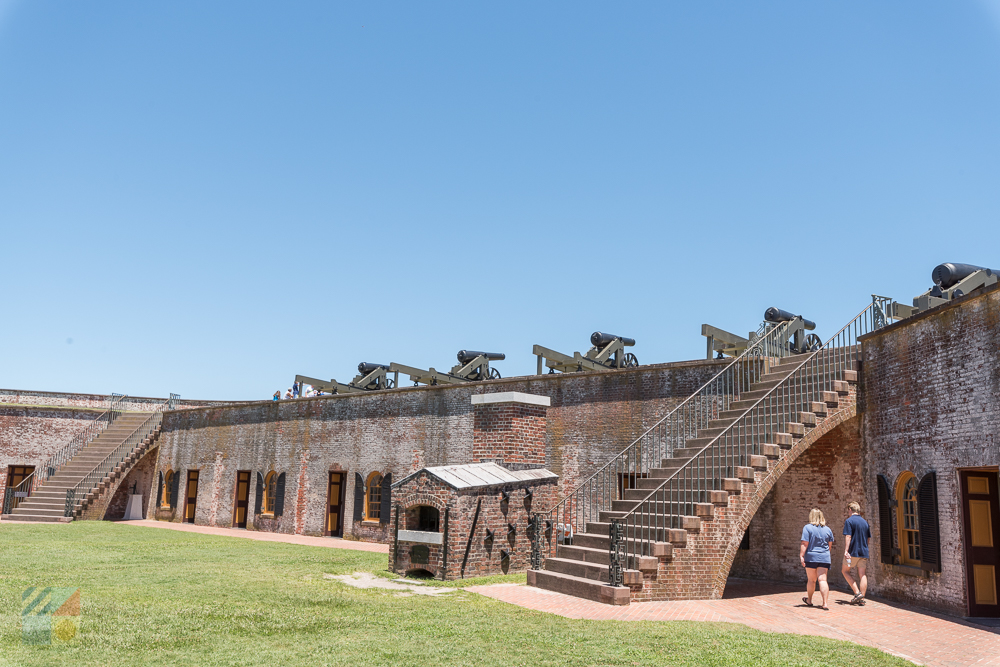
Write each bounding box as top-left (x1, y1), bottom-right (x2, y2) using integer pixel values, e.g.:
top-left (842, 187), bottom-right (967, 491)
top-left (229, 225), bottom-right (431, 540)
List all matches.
top-left (468, 578), bottom-right (1000, 666)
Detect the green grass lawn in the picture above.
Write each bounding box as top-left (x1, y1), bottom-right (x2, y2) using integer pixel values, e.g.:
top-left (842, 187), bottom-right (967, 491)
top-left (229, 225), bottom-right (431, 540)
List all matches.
top-left (0, 522), bottom-right (907, 667)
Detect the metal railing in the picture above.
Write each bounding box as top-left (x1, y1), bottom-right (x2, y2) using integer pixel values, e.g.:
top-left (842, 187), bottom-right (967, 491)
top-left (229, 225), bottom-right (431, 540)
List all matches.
top-left (535, 320), bottom-right (797, 564)
top-left (63, 398), bottom-right (168, 518)
top-left (2, 393), bottom-right (126, 513)
top-left (612, 297), bottom-right (890, 574)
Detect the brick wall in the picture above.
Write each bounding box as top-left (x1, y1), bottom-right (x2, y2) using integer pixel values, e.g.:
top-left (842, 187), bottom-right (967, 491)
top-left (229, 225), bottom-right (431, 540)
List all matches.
top-left (859, 283), bottom-right (1000, 616)
top-left (148, 360), bottom-right (725, 540)
top-left (730, 417), bottom-right (864, 585)
top-left (0, 406), bottom-right (98, 493)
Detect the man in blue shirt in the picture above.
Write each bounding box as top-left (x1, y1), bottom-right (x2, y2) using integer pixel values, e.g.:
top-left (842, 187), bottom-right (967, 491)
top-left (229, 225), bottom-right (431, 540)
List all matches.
top-left (842, 501), bottom-right (871, 605)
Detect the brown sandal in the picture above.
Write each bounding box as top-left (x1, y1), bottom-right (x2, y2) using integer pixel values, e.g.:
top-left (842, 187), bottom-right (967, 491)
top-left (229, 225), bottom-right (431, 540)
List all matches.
top-left (802, 597), bottom-right (814, 607)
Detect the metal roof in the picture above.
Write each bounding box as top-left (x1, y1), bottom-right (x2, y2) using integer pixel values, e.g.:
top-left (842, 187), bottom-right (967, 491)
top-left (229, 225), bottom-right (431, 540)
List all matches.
top-left (392, 462), bottom-right (557, 491)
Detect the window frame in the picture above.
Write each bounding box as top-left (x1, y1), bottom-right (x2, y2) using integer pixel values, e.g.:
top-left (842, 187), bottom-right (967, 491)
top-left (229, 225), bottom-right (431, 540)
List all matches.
top-left (262, 471), bottom-right (277, 516)
top-left (896, 472), bottom-right (922, 566)
top-left (161, 470), bottom-right (174, 509)
top-left (365, 471), bottom-right (383, 522)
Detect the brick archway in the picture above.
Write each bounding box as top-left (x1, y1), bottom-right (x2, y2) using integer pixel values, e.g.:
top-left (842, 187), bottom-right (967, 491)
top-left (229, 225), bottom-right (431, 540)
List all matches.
top-left (714, 407), bottom-right (859, 597)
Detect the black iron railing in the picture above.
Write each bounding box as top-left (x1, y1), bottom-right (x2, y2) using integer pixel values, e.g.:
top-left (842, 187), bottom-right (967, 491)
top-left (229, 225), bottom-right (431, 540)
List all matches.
top-left (610, 297), bottom-right (892, 578)
top-left (541, 320), bottom-right (797, 557)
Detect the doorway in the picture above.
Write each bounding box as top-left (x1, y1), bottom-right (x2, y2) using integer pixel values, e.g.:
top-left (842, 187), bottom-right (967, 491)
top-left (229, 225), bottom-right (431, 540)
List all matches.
top-left (233, 471), bottom-right (250, 528)
top-left (326, 472), bottom-right (345, 537)
top-left (5, 465), bottom-right (35, 512)
top-left (960, 470), bottom-right (1000, 617)
top-left (184, 470), bottom-right (200, 524)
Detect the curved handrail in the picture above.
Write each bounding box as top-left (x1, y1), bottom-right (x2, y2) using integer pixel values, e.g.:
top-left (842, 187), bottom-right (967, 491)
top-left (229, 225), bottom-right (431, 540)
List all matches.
top-left (542, 320), bottom-right (795, 542)
top-left (615, 297), bottom-right (890, 560)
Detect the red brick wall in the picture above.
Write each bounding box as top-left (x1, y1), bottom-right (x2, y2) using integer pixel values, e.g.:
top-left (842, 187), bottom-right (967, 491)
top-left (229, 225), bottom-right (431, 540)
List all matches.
top-left (859, 283), bottom-right (1000, 616)
top-left (149, 359), bottom-right (724, 540)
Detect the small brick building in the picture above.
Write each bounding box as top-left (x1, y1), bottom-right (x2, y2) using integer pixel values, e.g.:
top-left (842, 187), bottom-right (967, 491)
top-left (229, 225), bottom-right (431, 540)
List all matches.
top-left (390, 462), bottom-right (557, 580)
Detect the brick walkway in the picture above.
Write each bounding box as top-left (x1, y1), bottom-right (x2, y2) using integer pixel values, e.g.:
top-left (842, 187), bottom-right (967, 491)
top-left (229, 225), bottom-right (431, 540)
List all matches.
top-left (116, 519), bottom-right (391, 553)
top-left (468, 578), bottom-right (1000, 666)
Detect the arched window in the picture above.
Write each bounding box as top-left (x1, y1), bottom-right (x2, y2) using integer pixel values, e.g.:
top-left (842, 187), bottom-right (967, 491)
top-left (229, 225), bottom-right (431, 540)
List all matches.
top-left (263, 471), bottom-right (277, 515)
top-left (366, 472), bottom-right (383, 521)
top-left (897, 472), bottom-right (921, 566)
top-left (162, 470), bottom-right (174, 509)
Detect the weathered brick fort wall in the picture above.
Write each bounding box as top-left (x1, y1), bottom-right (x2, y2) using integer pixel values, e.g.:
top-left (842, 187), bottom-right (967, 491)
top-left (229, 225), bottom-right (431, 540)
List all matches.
top-left (0, 406), bottom-right (99, 491)
top-left (858, 283), bottom-right (1000, 616)
top-left (150, 360), bottom-right (725, 539)
top-left (0, 389), bottom-right (239, 493)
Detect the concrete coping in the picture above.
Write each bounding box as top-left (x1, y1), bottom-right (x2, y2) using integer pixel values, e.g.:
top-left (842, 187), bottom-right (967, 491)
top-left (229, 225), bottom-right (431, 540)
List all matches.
top-left (471, 392), bottom-right (551, 407)
top-left (397, 530), bottom-right (444, 545)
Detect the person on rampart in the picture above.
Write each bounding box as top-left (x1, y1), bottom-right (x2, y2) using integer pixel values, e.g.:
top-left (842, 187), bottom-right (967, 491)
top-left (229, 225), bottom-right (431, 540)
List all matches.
top-left (842, 501), bottom-right (870, 605)
top-left (272, 391), bottom-right (280, 401)
top-left (800, 508), bottom-right (835, 610)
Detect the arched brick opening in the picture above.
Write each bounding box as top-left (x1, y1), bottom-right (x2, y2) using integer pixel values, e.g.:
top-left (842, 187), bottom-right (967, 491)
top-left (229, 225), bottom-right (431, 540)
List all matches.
top-left (724, 413), bottom-right (862, 590)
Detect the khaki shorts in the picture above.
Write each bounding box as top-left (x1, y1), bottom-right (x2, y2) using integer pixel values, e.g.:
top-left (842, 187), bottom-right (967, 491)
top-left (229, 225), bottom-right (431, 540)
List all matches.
top-left (844, 557), bottom-right (867, 570)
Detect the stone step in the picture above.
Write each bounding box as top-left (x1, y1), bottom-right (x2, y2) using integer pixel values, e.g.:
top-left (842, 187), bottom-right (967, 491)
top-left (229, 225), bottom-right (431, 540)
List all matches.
top-left (556, 543), bottom-right (659, 571)
top-left (527, 569), bottom-right (630, 605)
top-left (570, 532), bottom-right (674, 557)
top-left (1, 513), bottom-right (72, 523)
top-left (597, 511), bottom-right (702, 531)
top-left (586, 522), bottom-right (688, 546)
top-left (543, 557), bottom-right (642, 585)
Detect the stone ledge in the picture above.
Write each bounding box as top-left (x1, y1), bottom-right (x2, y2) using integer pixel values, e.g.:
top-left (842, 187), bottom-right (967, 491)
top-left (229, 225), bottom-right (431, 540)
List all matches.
top-left (471, 392), bottom-right (551, 407)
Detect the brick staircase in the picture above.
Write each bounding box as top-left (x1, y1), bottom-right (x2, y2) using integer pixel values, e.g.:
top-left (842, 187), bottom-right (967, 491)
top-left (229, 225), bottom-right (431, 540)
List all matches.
top-left (3, 412), bottom-right (162, 523)
top-left (528, 304), bottom-right (881, 605)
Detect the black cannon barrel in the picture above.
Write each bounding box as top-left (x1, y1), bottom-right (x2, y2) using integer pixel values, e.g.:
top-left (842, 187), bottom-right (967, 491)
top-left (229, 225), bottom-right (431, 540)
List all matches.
top-left (591, 332), bottom-right (636, 348)
top-left (357, 362), bottom-right (390, 375)
top-left (457, 350), bottom-right (505, 364)
top-left (764, 307), bottom-right (816, 331)
top-left (932, 263), bottom-right (997, 289)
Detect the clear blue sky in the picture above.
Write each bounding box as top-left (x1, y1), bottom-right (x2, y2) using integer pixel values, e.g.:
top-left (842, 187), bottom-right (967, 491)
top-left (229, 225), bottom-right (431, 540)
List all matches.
top-left (2, 2), bottom-right (999, 401)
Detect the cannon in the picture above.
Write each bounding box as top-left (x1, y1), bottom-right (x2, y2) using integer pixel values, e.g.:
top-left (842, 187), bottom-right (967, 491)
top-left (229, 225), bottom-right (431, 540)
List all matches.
top-left (763, 307), bottom-right (821, 354)
top-left (452, 351), bottom-right (504, 380)
top-left (896, 263), bottom-right (1000, 318)
top-left (389, 349), bottom-right (505, 386)
top-left (295, 362), bottom-right (397, 396)
top-left (533, 332), bottom-right (638, 374)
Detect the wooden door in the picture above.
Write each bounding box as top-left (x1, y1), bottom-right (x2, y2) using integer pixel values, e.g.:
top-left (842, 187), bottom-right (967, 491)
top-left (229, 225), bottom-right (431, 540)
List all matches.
top-left (961, 471), bottom-right (1000, 617)
top-left (326, 472), bottom-right (345, 537)
top-left (184, 470), bottom-right (200, 524)
top-left (6, 465), bottom-right (35, 511)
top-left (233, 471), bottom-right (250, 528)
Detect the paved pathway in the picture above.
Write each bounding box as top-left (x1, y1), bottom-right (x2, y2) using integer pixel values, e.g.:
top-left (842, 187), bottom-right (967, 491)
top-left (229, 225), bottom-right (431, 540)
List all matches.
top-left (116, 519), bottom-right (391, 553)
top-left (468, 579), bottom-right (1000, 666)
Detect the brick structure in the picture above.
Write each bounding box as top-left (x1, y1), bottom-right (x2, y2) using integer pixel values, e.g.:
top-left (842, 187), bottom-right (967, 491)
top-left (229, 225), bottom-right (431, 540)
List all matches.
top-left (390, 462), bottom-right (558, 580)
top-left (858, 282), bottom-right (1000, 617)
top-left (471, 392), bottom-right (549, 465)
top-left (626, 391), bottom-right (858, 602)
top-left (0, 389), bottom-right (237, 501)
top-left (144, 360), bottom-right (724, 540)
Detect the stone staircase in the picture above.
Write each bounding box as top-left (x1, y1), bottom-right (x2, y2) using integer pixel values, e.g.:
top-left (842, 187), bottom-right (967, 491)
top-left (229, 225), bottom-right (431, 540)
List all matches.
top-left (3, 412), bottom-right (162, 523)
top-left (528, 339), bottom-right (863, 604)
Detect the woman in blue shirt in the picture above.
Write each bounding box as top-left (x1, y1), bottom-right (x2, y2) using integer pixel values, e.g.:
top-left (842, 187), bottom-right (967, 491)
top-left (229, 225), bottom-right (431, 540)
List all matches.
top-left (799, 508), bottom-right (835, 610)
